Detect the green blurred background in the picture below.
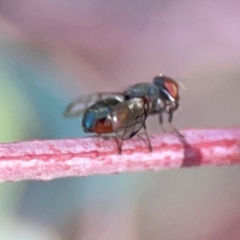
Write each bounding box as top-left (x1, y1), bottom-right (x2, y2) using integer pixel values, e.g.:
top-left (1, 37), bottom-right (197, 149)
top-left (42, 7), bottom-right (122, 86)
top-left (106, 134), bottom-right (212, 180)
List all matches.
top-left (0, 1), bottom-right (240, 239)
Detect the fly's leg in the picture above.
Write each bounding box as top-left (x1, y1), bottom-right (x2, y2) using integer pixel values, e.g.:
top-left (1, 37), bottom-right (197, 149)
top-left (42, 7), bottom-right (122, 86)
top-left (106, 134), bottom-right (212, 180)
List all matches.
top-left (159, 114), bottom-right (166, 133)
top-left (115, 137), bottom-right (123, 154)
top-left (143, 122), bottom-right (152, 152)
top-left (168, 110), bottom-right (184, 138)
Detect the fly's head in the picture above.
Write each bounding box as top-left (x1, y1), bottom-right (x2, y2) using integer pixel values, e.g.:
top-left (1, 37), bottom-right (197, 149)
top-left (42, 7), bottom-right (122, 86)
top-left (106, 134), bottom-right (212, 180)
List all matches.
top-left (153, 74), bottom-right (180, 112)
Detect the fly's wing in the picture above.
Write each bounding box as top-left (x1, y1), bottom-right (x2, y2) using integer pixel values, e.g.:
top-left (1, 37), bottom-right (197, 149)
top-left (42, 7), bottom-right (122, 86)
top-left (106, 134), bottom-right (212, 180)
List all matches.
top-left (64, 92), bottom-right (124, 118)
top-left (111, 98), bottom-right (148, 140)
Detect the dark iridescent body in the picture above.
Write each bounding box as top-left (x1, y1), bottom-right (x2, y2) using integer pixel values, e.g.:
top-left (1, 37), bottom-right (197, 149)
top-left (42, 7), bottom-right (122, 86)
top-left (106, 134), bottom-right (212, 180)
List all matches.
top-left (64, 74), bottom-right (182, 153)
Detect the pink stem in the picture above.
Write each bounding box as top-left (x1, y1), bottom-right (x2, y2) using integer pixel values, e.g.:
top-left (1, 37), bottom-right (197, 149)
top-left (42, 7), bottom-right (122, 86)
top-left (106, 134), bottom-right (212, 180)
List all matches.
top-left (0, 127), bottom-right (240, 182)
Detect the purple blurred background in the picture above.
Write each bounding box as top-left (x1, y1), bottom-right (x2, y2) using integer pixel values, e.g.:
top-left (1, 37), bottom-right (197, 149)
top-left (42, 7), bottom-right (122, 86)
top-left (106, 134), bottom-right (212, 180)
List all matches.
top-left (0, 1), bottom-right (240, 239)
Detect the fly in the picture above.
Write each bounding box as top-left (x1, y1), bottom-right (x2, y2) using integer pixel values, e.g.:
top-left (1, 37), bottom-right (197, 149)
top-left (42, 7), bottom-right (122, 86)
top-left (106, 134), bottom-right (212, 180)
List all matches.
top-left (64, 73), bottom-right (182, 154)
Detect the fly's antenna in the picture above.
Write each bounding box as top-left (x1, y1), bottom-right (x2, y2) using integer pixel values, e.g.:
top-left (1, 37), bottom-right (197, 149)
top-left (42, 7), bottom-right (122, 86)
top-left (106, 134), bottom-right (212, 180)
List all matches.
top-left (178, 81), bottom-right (186, 91)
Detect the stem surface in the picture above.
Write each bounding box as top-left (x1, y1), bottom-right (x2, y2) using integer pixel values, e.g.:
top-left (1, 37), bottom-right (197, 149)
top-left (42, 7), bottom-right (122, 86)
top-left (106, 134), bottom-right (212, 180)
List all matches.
top-left (0, 127), bottom-right (240, 182)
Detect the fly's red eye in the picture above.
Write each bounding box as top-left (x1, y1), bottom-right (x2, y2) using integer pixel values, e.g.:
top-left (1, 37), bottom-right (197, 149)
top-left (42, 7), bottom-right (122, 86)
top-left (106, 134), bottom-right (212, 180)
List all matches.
top-left (164, 80), bottom-right (179, 99)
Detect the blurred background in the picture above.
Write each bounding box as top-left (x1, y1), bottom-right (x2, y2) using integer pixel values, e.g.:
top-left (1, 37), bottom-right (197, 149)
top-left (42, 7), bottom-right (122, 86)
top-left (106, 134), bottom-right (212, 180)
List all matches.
top-left (0, 0), bottom-right (240, 239)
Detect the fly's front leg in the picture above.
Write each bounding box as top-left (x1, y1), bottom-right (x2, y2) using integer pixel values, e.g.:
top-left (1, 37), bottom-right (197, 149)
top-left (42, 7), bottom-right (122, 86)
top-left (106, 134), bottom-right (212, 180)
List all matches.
top-left (168, 109), bottom-right (184, 138)
top-left (168, 109), bottom-right (173, 123)
top-left (159, 113), bottom-right (166, 133)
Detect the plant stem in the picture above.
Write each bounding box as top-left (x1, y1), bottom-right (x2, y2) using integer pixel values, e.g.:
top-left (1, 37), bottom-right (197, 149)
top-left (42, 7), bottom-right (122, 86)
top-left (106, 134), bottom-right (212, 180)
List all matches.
top-left (0, 127), bottom-right (240, 182)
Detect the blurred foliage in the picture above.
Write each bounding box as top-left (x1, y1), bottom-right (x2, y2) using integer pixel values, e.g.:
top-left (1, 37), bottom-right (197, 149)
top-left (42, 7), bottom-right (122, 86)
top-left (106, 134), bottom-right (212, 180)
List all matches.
top-left (0, 183), bottom-right (24, 217)
top-left (0, 68), bottom-right (40, 142)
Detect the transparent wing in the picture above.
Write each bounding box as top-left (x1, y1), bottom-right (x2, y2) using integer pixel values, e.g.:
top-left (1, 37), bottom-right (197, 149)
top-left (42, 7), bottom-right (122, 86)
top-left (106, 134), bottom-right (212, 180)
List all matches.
top-left (64, 92), bottom-right (125, 118)
top-left (111, 98), bottom-right (148, 140)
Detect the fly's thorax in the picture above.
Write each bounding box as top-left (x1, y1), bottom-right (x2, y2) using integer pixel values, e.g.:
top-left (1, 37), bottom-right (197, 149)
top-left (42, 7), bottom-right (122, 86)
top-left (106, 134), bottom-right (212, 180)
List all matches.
top-left (149, 98), bottom-right (165, 114)
top-left (123, 83), bottom-right (159, 100)
top-left (123, 83), bottom-right (159, 115)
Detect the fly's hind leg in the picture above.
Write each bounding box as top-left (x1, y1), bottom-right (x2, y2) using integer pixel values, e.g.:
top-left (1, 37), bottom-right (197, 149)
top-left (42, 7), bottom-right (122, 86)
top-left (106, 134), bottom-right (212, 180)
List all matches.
top-left (143, 122), bottom-right (152, 152)
top-left (115, 137), bottom-right (123, 154)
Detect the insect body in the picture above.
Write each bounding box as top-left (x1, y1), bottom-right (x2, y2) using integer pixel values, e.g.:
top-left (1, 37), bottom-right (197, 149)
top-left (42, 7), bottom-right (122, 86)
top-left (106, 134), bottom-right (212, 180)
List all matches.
top-left (64, 74), bottom-right (181, 154)
top-left (64, 93), bottom-right (151, 154)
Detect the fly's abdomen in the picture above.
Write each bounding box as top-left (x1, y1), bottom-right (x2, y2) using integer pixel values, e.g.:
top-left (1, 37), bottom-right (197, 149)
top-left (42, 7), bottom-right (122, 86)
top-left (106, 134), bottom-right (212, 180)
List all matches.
top-left (82, 110), bottom-right (98, 132)
top-left (82, 98), bottom-right (120, 134)
top-left (92, 118), bottom-right (113, 134)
